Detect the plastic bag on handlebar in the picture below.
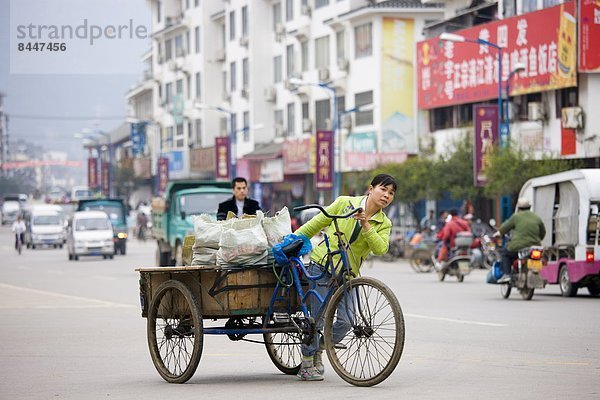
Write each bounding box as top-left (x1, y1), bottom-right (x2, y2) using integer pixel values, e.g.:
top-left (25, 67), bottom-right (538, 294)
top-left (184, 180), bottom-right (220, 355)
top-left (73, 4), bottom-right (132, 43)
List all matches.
top-left (272, 233), bottom-right (312, 266)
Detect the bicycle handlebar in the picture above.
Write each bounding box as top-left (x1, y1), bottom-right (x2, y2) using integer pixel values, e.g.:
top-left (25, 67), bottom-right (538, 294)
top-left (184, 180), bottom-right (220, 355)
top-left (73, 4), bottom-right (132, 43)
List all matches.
top-left (294, 204), bottom-right (363, 220)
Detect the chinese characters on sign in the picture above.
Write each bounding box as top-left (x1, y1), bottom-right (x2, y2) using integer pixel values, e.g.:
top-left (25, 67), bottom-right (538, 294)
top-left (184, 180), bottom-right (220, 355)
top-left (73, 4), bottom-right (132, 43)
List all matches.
top-left (101, 162), bottom-right (110, 197)
top-left (87, 158), bottom-right (98, 190)
top-left (579, 0), bottom-right (600, 72)
top-left (473, 105), bottom-right (498, 187)
top-left (215, 137), bottom-right (230, 181)
top-left (315, 130), bottom-right (333, 190)
top-left (417, 2), bottom-right (576, 109)
top-left (157, 157), bottom-right (169, 195)
top-left (130, 122), bottom-right (147, 157)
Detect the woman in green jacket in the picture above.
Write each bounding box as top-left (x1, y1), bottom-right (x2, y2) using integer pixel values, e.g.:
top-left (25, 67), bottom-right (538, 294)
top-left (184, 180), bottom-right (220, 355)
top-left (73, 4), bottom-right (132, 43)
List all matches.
top-left (294, 173), bottom-right (396, 381)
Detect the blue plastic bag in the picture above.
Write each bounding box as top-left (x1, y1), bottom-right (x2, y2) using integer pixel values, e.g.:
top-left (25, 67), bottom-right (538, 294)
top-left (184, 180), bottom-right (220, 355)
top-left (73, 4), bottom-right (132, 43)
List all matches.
top-left (272, 233), bottom-right (312, 266)
top-left (486, 260), bottom-right (504, 284)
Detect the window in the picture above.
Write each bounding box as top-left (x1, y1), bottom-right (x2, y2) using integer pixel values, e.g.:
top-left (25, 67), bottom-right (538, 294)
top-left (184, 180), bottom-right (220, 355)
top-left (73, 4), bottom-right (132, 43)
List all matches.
top-left (165, 126), bottom-right (174, 149)
top-left (302, 102), bottom-right (309, 120)
top-left (157, 0), bottom-right (161, 23)
top-left (336, 96), bottom-right (345, 115)
top-left (543, 0), bottom-right (561, 7)
top-left (193, 119), bottom-right (202, 147)
top-left (354, 22), bottom-right (372, 58)
top-left (165, 38), bottom-right (172, 60)
top-left (286, 0), bottom-right (294, 21)
top-left (229, 11), bottom-right (235, 40)
top-left (286, 44), bottom-right (295, 78)
top-left (175, 123), bottom-right (184, 148)
top-left (231, 113), bottom-right (237, 138)
top-left (176, 79), bottom-right (183, 96)
top-left (275, 109), bottom-right (284, 136)
top-left (230, 62), bottom-right (237, 91)
top-left (195, 26), bottom-right (200, 53)
top-left (243, 111), bottom-right (250, 141)
top-left (187, 121), bottom-right (192, 147)
top-left (241, 6), bottom-right (248, 37)
top-left (287, 102), bottom-right (295, 136)
top-left (186, 30), bottom-right (190, 56)
top-left (195, 72), bottom-right (201, 100)
top-left (186, 75), bottom-right (191, 99)
top-left (273, 2), bottom-right (282, 30)
top-left (503, 0), bottom-right (516, 17)
top-left (315, 99), bottom-right (331, 131)
top-left (242, 58), bottom-right (249, 88)
top-left (354, 91), bottom-right (373, 126)
top-left (315, 35), bottom-right (330, 69)
top-left (222, 71), bottom-right (228, 94)
top-left (336, 30), bottom-right (345, 61)
top-left (555, 87), bottom-right (578, 118)
top-left (185, 0), bottom-right (190, 9)
top-left (457, 104), bottom-right (473, 127)
top-left (315, 0), bottom-right (329, 8)
top-left (220, 117), bottom-right (228, 136)
top-left (301, 41), bottom-right (308, 72)
top-left (429, 106), bottom-right (453, 131)
top-left (521, 0), bottom-right (537, 13)
top-left (175, 34), bottom-right (184, 57)
top-left (195, 0), bottom-right (199, 6)
top-left (165, 82), bottom-right (173, 104)
top-left (157, 42), bottom-right (163, 64)
top-left (274, 55), bottom-right (282, 83)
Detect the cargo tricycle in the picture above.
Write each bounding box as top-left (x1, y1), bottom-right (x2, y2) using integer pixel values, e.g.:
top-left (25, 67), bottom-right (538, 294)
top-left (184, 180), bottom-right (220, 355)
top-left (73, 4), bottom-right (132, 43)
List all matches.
top-left (136, 205), bottom-right (405, 386)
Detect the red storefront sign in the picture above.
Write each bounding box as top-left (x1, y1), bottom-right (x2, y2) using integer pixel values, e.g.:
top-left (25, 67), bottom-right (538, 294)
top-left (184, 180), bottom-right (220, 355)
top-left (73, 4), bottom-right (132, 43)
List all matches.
top-left (473, 105), bottom-right (499, 187)
top-left (315, 131), bottom-right (333, 190)
top-left (157, 157), bottom-right (169, 195)
top-left (101, 162), bottom-right (110, 197)
top-left (215, 137), bottom-right (230, 181)
top-left (417, 2), bottom-right (576, 109)
top-left (579, 0), bottom-right (600, 72)
top-left (283, 137), bottom-right (312, 174)
top-left (87, 158), bottom-right (98, 189)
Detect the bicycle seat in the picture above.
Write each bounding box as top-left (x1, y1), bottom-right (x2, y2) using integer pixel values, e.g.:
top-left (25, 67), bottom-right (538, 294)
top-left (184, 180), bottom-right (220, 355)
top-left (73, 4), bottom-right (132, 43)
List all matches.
top-left (281, 238), bottom-right (304, 258)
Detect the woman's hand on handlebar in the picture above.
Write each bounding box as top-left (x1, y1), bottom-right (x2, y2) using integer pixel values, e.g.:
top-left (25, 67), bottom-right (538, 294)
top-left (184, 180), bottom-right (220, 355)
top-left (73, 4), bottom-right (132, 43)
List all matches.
top-left (353, 208), bottom-right (371, 230)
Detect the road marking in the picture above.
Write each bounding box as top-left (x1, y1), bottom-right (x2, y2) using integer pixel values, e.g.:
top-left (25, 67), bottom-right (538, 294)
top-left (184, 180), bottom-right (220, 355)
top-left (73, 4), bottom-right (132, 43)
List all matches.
top-left (0, 283), bottom-right (136, 309)
top-left (405, 313), bottom-right (508, 327)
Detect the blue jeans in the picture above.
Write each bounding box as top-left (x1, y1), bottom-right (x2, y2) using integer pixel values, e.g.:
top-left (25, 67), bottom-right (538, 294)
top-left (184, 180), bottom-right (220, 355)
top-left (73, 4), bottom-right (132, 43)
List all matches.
top-left (302, 262), bottom-right (355, 357)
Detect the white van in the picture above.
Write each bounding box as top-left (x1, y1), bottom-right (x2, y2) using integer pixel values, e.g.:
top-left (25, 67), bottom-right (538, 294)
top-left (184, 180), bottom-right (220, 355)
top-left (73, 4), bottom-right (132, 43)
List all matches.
top-left (518, 169), bottom-right (600, 297)
top-left (70, 186), bottom-right (93, 202)
top-left (25, 206), bottom-right (66, 249)
top-left (67, 211), bottom-right (115, 260)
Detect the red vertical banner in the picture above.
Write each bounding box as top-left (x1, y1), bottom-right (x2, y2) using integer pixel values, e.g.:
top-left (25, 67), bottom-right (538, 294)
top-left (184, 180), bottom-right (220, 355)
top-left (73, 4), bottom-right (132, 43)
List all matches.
top-left (101, 162), bottom-right (110, 197)
top-left (473, 105), bottom-right (499, 187)
top-left (157, 157), bottom-right (169, 195)
top-left (315, 130), bottom-right (334, 190)
top-left (579, 0), bottom-right (600, 72)
top-left (561, 127), bottom-right (577, 155)
top-left (87, 157), bottom-right (98, 190)
top-left (215, 137), bottom-right (230, 181)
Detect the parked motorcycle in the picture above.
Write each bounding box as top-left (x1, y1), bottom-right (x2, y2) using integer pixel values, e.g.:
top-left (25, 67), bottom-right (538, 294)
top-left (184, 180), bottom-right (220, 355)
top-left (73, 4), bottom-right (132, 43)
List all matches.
top-left (382, 227), bottom-right (405, 262)
top-left (500, 246), bottom-right (547, 300)
top-left (436, 231), bottom-right (474, 282)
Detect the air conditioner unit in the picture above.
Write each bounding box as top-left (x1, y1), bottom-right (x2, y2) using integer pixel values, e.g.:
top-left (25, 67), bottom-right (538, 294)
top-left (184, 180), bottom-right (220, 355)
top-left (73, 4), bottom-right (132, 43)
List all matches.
top-left (302, 118), bottom-right (312, 132)
top-left (241, 86), bottom-right (249, 98)
top-left (528, 102), bottom-right (546, 121)
top-left (165, 16), bottom-right (174, 27)
top-left (264, 86), bottom-right (277, 102)
top-left (222, 90), bottom-right (231, 101)
top-left (301, 4), bottom-right (311, 16)
top-left (214, 48), bottom-right (226, 62)
top-left (168, 60), bottom-right (178, 71)
top-left (284, 79), bottom-right (297, 90)
top-left (318, 68), bottom-right (330, 81)
top-left (337, 58), bottom-right (349, 71)
top-left (561, 106), bottom-right (584, 129)
top-left (239, 36), bottom-right (249, 47)
top-left (341, 114), bottom-right (352, 129)
top-left (275, 23), bottom-right (286, 37)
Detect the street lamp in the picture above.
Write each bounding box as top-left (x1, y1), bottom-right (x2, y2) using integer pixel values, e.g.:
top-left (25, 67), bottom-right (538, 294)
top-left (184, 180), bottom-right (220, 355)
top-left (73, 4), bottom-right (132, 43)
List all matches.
top-left (440, 32), bottom-right (507, 147)
top-left (337, 104), bottom-right (374, 189)
top-left (288, 77), bottom-right (340, 197)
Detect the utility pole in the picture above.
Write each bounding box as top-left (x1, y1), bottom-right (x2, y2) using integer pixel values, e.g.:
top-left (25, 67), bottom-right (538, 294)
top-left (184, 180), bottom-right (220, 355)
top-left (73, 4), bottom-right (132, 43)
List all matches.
top-left (0, 92), bottom-right (6, 178)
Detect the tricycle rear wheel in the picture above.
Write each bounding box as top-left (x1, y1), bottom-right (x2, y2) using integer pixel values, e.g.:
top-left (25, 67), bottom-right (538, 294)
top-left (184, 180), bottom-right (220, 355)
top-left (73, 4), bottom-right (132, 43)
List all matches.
top-left (263, 327), bottom-right (302, 375)
top-left (147, 280), bottom-right (203, 383)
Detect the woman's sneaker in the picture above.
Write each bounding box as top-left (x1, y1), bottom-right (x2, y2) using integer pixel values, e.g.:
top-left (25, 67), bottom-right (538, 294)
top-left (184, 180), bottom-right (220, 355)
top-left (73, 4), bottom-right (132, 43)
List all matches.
top-left (313, 350), bottom-right (324, 375)
top-left (297, 366), bottom-right (324, 381)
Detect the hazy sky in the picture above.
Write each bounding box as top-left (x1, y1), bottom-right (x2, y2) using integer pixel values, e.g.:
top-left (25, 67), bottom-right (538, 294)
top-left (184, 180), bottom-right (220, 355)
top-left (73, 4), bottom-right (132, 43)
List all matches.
top-left (0, 0), bottom-right (151, 160)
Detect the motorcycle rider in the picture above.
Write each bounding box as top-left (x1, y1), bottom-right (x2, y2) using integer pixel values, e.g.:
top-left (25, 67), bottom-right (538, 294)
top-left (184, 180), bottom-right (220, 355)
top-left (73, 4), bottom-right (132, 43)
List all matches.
top-left (494, 198), bottom-right (546, 283)
top-left (11, 215), bottom-right (26, 250)
top-left (436, 209), bottom-right (471, 270)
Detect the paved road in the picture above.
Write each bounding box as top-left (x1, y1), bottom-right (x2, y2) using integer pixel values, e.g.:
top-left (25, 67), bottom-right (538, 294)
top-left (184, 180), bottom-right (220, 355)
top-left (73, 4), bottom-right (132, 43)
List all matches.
top-left (0, 225), bottom-right (598, 400)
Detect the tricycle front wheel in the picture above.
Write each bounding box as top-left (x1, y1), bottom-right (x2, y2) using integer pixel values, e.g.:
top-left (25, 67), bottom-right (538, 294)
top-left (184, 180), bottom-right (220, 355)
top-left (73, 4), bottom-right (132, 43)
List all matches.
top-left (263, 327), bottom-right (302, 375)
top-left (147, 280), bottom-right (203, 383)
top-left (324, 277), bottom-right (405, 387)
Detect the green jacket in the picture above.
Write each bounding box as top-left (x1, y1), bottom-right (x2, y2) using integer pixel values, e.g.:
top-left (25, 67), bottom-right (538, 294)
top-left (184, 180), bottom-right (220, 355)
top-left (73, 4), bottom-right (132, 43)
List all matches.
top-left (295, 195), bottom-right (392, 276)
top-left (499, 210), bottom-right (546, 252)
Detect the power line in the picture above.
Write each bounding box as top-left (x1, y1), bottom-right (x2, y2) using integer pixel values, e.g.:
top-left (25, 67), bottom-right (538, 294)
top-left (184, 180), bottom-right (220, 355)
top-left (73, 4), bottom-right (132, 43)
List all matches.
top-left (7, 114), bottom-right (127, 121)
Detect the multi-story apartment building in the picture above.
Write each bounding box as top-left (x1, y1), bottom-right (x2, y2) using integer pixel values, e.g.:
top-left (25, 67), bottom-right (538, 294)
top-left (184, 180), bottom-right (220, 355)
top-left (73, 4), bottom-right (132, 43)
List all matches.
top-left (134, 0), bottom-right (445, 211)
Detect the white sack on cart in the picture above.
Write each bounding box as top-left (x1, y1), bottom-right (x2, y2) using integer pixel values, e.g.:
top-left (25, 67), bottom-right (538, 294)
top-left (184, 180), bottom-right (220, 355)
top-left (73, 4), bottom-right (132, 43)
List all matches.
top-left (262, 206), bottom-right (292, 247)
top-left (217, 211), bottom-right (268, 264)
top-left (191, 248), bottom-right (218, 265)
top-left (192, 214), bottom-right (231, 250)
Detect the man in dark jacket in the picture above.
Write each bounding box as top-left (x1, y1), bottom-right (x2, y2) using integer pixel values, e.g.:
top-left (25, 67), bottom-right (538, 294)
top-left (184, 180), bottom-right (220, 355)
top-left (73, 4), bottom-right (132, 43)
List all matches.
top-left (217, 177), bottom-right (261, 220)
top-left (495, 197), bottom-right (546, 282)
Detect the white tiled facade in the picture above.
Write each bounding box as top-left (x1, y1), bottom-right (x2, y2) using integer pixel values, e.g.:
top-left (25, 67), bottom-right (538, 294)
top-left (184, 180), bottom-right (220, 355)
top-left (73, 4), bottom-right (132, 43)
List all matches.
top-left (137, 0), bottom-right (445, 184)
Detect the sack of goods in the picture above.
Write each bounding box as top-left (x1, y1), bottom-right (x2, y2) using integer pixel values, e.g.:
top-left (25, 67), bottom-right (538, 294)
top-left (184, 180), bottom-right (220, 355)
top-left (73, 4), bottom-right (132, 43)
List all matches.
top-left (262, 206), bottom-right (292, 247)
top-left (191, 215), bottom-right (232, 266)
top-left (216, 211), bottom-right (269, 266)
